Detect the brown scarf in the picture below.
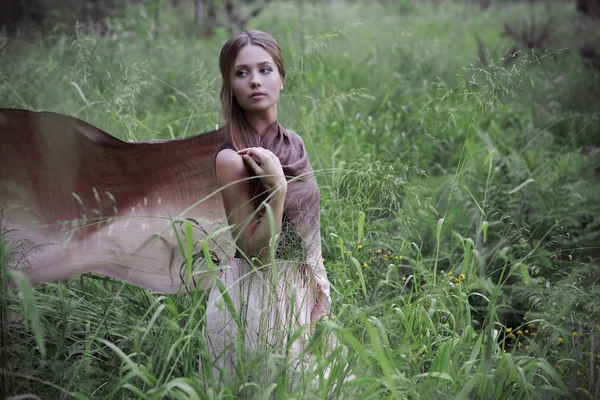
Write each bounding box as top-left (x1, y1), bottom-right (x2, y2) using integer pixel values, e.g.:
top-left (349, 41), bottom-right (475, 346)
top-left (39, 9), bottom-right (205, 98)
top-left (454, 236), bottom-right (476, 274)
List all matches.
top-left (0, 109), bottom-right (331, 323)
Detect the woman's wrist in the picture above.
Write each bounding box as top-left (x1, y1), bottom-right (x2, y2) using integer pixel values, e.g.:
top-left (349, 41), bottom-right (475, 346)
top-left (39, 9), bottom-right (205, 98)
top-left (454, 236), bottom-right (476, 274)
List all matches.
top-left (270, 183), bottom-right (287, 202)
top-left (269, 178), bottom-right (288, 192)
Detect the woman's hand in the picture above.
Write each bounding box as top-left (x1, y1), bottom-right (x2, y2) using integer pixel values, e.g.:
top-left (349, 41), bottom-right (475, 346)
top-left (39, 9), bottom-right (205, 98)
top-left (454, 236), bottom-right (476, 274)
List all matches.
top-left (237, 147), bottom-right (287, 190)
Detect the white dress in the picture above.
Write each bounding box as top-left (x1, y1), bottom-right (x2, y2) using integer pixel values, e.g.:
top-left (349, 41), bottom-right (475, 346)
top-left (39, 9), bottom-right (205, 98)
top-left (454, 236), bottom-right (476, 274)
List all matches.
top-left (204, 257), bottom-right (319, 383)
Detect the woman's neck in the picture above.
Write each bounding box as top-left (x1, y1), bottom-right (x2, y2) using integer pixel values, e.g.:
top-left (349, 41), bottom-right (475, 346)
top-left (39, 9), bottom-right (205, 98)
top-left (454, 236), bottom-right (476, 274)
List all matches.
top-left (244, 106), bottom-right (277, 138)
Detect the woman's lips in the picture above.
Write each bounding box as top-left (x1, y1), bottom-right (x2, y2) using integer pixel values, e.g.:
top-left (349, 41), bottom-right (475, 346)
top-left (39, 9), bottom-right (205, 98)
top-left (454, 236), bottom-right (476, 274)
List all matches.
top-left (250, 92), bottom-right (266, 99)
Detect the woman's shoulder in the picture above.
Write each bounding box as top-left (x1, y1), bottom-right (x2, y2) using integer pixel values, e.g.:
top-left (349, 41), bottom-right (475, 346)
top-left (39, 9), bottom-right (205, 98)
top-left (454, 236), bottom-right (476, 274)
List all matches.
top-left (218, 140), bottom-right (235, 153)
top-left (214, 139), bottom-right (236, 167)
top-left (278, 123), bottom-right (305, 145)
top-left (214, 139), bottom-right (251, 182)
top-left (276, 124), bottom-right (307, 159)
top-left (215, 149), bottom-right (251, 190)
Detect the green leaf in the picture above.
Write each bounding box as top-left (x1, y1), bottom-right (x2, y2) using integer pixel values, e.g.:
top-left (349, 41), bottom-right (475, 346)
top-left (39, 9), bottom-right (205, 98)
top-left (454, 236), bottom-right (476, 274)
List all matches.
top-left (435, 218), bottom-right (445, 244)
top-left (184, 220), bottom-right (194, 284)
top-left (535, 359), bottom-right (569, 394)
top-left (9, 270), bottom-right (45, 358)
top-left (350, 256), bottom-right (367, 300)
top-left (364, 318), bottom-right (398, 397)
top-left (357, 211), bottom-right (365, 244)
top-left (508, 178), bottom-right (534, 195)
top-left (261, 383), bottom-right (277, 400)
top-left (162, 378), bottom-right (201, 400)
top-left (482, 220), bottom-right (489, 243)
top-left (414, 371), bottom-right (454, 382)
top-left (455, 374), bottom-right (479, 400)
top-left (99, 339), bottom-right (156, 385)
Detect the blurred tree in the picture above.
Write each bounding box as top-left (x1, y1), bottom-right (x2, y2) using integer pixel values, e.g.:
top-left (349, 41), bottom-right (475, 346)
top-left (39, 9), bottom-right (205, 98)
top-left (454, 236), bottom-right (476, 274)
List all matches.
top-left (223, 0), bottom-right (273, 34)
top-left (0, 0), bottom-right (45, 38)
top-left (187, 0), bottom-right (273, 37)
top-left (0, 0), bottom-right (121, 39)
top-left (501, 14), bottom-right (553, 56)
top-left (194, 0), bottom-right (204, 25)
top-left (576, 0), bottom-right (600, 18)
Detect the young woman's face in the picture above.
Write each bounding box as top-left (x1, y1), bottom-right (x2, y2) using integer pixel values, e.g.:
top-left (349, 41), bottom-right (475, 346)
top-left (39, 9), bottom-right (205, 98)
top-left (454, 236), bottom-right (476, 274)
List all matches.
top-left (231, 44), bottom-right (283, 117)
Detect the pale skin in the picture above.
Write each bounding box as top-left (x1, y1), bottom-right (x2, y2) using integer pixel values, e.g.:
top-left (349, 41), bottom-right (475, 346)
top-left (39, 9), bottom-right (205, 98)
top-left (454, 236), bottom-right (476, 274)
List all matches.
top-left (215, 44), bottom-right (287, 260)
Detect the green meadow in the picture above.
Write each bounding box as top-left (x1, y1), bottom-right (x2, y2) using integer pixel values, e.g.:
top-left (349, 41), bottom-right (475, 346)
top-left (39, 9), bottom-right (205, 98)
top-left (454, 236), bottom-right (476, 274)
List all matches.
top-left (1, 0), bottom-right (600, 398)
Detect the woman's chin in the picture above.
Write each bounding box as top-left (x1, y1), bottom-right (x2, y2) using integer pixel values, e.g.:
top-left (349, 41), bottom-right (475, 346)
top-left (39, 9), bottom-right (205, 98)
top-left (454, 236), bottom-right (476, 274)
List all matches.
top-left (243, 103), bottom-right (276, 115)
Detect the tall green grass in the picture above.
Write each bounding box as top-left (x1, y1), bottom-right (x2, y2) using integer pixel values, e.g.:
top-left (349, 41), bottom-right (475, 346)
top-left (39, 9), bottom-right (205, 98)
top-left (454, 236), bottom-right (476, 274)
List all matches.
top-left (1, 0), bottom-right (599, 398)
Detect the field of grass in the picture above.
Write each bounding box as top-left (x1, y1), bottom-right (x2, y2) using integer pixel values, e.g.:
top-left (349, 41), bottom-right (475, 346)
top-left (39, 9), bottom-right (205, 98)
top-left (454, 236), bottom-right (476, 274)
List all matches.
top-left (1, 0), bottom-right (600, 398)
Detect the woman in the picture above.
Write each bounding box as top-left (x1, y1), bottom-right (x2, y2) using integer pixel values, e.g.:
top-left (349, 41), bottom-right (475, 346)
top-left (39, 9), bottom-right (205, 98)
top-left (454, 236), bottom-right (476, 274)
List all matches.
top-left (205, 30), bottom-right (331, 382)
top-left (0, 30), bottom-right (331, 382)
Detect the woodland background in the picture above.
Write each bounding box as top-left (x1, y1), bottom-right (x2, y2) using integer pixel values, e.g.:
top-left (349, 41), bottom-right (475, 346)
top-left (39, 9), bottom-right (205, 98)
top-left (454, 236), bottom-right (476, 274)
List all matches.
top-left (1, 0), bottom-right (600, 398)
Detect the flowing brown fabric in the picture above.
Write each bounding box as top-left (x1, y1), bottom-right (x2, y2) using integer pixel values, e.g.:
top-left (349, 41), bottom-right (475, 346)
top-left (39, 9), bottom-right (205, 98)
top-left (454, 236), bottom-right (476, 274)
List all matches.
top-left (0, 108), bottom-right (331, 324)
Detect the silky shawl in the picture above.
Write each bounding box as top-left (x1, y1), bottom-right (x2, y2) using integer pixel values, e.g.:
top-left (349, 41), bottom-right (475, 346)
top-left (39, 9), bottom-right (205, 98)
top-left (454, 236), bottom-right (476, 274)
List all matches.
top-left (0, 109), bottom-right (331, 324)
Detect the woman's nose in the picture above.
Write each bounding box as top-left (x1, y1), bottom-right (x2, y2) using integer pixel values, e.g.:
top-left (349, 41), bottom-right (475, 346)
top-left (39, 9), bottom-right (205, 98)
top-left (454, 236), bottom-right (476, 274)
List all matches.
top-left (250, 74), bottom-right (261, 87)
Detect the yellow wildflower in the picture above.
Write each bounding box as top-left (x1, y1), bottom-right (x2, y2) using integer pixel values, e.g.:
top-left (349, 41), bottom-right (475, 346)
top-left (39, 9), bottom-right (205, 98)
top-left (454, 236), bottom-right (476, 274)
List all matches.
top-left (376, 249), bottom-right (382, 254)
top-left (363, 262), bottom-right (368, 267)
top-left (357, 244), bottom-right (363, 249)
top-left (506, 328), bottom-right (512, 333)
top-left (517, 330), bottom-right (523, 335)
top-left (557, 337), bottom-right (564, 345)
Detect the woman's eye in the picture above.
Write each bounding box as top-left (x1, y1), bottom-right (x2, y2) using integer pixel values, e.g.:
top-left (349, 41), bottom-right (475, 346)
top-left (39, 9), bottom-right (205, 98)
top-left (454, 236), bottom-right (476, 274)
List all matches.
top-left (235, 70), bottom-right (248, 77)
top-left (260, 67), bottom-right (272, 74)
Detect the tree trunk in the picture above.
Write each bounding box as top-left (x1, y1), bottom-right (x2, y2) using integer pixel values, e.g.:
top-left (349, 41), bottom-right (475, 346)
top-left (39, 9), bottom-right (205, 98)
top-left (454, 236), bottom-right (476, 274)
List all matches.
top-left (577, 0), bottom-right (600, 18)
top-left (298, 0), bottom-right (304, 53)
top-left (203, 0), bottom-right (217, 36)
top-left (194, 0), bottom-right (203, 25)
top-left (154, 0), bottom-right (160, 38)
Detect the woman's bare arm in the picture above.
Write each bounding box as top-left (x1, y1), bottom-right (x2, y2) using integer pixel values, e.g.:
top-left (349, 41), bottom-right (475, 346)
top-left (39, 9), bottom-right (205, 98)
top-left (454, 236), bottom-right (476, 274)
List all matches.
top-left (215, 149), bottom-right (287, 260)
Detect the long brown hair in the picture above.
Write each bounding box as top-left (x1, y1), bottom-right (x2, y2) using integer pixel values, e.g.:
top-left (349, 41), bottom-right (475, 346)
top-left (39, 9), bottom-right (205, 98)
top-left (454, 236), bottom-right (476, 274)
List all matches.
top-left (219, 30), bottom-right (286, 151)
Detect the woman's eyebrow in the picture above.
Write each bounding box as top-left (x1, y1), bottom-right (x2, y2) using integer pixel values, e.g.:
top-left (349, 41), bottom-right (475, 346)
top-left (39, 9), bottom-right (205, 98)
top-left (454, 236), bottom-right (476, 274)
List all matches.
top-left (234, 61), bottom-right (273, 69)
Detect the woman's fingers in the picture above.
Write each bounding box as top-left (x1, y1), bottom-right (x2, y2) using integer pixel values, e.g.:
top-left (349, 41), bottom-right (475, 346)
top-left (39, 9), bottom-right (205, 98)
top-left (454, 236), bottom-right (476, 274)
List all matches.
top-left (237, 148), bottom-right (258, 156)
top-left (239, 148), bottom-right (264, 166)
top-left (241, 153), bottom-right (264, 175)
top-left (237, 147), bottom-right (273, 162)
top-left (237, 147), bottom-right (283, 188)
